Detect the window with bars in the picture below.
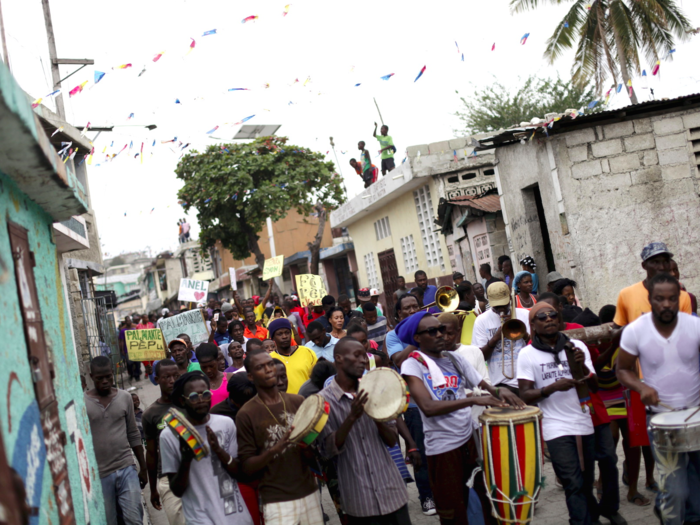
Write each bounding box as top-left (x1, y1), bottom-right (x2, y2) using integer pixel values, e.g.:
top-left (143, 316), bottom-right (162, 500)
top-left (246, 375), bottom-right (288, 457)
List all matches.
top-left (413, 185), bottom-right (445, 271)
top-left (400, 235), bottom-right (419, 274)
top-left (374, 216), bottom-right (392, 240)
top-left (363, 252), bottom-right (379, 289)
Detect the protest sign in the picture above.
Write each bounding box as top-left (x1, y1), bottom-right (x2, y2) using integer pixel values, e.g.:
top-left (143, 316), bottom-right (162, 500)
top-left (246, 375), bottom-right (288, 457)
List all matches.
top-left (229, 267), bottom-right (237, 290)
top-left (262, 256), bottom-right (284, 281)
top-left (160, 309), bottom-right (210, 347)
top-left (178, 278), bottom-right (209, 302)
top-left (125, 329), bottom-right (166, 361)
top-left (295, 274), bottom-right (327, 307)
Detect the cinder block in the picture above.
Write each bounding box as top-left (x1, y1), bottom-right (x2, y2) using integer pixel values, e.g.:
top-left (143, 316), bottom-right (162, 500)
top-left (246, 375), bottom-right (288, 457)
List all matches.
top-left (682, 111), bottom-right (700, 130)
top-left (643, 150), bottom-right (659, 166)
top-left (631, 166), bottom-right (662, 185)
top-left (634, 119), bottom-right (653, 134)
top-left (653, 117), bottom-right (684, 136)
top-left (624, 134), bottom-right (655, 152)
top-left (565, 128), bottom-right (596, 147)
top-left (598, 172), bottom-right (633, 191)
top-left (428, 140), bottom-right (451, 154)
top-left (449, 138), bottom-right (467, 149)
top-left (601, 159), bottom-right (610, 173)
top-left (568, 145), bottom-right (588, 163)
top-left (406, 144), bottom-right (430, 157)
top-left (609, 153), bottom-right (641, 173)
top-left (656, 132), bottom-right (687, 151)
top-left (591, 139), bottom-right (623, 157)
top-left (604, 121), bottom-right (635, 139)
top-left (662, 164), bottom-right (691, 181)
top-left (571, 160), bottom-right (602, 179)
top-left (658, 147), bottom-right (690, 166)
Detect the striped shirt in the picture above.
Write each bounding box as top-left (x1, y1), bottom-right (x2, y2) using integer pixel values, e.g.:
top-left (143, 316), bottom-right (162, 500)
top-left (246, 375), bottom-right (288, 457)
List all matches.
top-left (318, 379), bottom-right (408, 518)
top-left (366, 316), bottom-right (388, 350)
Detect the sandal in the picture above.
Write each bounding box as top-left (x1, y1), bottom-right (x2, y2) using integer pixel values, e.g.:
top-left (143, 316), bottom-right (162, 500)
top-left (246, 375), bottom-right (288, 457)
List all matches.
top-left (622, 460), bottom-right (629, 487)
top-left (646, 481), bottom-right (660, 493)
top-left (627, 493), bottom-right (651, 507)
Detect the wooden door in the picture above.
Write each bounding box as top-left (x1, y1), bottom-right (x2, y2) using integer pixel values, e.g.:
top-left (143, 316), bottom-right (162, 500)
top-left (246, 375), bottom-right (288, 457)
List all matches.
top-left (8, 223), bottom-right (75, 524)
top-left (378, 249), bottom-right (400, 324)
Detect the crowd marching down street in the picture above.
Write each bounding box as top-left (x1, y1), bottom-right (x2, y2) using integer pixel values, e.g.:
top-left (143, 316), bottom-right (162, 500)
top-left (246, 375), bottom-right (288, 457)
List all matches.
top-left (83, 240), bottom-right (700, 525)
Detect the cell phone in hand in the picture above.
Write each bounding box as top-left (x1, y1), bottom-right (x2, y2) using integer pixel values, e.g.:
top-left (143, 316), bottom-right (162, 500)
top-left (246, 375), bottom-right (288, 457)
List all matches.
top-left (214, 313), bottom-right (219, 322)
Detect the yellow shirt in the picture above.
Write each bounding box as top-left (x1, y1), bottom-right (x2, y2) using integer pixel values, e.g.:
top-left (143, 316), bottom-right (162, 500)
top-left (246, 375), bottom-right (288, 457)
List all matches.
top-left (270, 346), bottom-right (318, 395)
top-left (254, 303), bottom-right (265, 322)
top-left (614, 280), bottom-right (692, 326)
top-left (460, 311), bottom-right (478, 345)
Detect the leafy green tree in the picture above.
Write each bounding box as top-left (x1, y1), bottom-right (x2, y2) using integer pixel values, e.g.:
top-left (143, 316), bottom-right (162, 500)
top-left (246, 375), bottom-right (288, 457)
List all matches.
top-left (511, 0), bottom-right (694, 104)
top-left (455, 75), bottom-right (598, 134)
top-left (175, 136), bottom-right (345, 283)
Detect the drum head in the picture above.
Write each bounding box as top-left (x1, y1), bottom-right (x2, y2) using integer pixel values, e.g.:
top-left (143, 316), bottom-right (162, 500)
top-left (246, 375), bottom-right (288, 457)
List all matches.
top-left (651, 408), bottom-right (700, 427)
top-left (289, 394), bottom-right (324, 442)
top-left (480, 406), bottom-right (542, 425)
top-left (360, 368), bottom-right (407, 422)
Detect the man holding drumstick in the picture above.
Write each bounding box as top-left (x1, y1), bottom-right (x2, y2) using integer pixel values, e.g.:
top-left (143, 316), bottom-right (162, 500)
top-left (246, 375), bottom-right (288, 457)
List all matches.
top-left (398, 311), bottom-right (523, 525)
top-left (318, 337), bottom-right (411, 525)
top-left (617, 273), bottom-right (700, 525)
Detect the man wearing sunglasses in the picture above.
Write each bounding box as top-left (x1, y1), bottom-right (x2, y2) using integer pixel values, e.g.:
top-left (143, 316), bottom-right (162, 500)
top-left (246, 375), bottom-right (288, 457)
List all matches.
top-left (517, 302), bottom-right (600, 525)
top-left (398, 311), bottom-right (524, 525)
top-left (160, 371), bottom-right (254, 525)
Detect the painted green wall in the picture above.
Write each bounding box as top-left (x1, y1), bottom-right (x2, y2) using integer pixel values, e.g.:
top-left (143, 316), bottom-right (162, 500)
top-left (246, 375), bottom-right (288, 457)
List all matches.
top-left (0, 171), bottom-right (106, 524)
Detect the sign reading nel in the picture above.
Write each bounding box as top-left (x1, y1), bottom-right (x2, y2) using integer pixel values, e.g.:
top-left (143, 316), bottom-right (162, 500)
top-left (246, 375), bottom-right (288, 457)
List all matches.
top-left (178, 278), bottom-right (209, 302)
top-left (160, 309), bottom-right (210, 347)
top-left (262, 256), bottom-right (284, 281)
top-left (125, 329), bottom-right (166, 361)
top-left (295, 274), bottom-right (328, 307)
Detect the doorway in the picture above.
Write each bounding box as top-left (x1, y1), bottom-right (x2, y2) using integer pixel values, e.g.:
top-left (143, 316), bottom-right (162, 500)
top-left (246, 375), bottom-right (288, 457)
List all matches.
top-left (523, 184), bottom-right (556, 273)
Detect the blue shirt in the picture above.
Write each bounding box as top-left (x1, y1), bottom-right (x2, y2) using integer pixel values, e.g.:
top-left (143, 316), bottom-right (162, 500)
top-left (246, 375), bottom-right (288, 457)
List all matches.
top-left (385, 331), bottom-right (417, 408)
top-left (306, 334), bottom-right (339, 361)
top-left (422, 285), bottom-right (439, 313)
top-left (531, 272), bottom-right (539, 294)
top-left (214, 332), bottom-right (232, 345)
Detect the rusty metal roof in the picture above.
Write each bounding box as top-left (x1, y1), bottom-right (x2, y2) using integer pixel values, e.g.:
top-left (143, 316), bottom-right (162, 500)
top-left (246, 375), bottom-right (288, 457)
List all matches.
top-left (450, 193), bottom-right (501, 213)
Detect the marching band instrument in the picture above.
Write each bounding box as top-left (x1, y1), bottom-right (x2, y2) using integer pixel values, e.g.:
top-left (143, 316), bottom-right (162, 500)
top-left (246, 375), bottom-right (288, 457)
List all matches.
top-left (500, 288), bottom-right (527, 379)
top-left (289, 394), bottom-right (330, 446)
top-left (648, 407), bottom-right (700, 453)
top-left (163, 408), bottom-right (209, 461)
top-left (480, 407), bottom-right (544, 524)
top-left (563, 341), bottom-right (594, 413)
top-left (562, 323), bottom-right (616, 344)
top-left (359, 368), bottom-right (410, 422)
top-left (420, 286), bottom-right (459, 313)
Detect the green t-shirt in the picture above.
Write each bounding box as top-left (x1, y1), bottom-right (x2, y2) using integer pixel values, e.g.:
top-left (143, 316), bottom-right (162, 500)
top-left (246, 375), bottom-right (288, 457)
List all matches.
top-left (376, 134), bottom-right (395, 160)
top-left (362, 150), bottom-right (372, 172)
top-left (187, 362), bottom-right (202, 372)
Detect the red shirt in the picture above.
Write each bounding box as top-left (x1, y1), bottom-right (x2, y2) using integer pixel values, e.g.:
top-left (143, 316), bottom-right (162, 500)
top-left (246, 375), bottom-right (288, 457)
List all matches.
top-left (302, 310), bottom-right (324, 328)
top-left (244, 325), bottom-right (268, 340)
top-left (135, 322), bottom-right (154, 330)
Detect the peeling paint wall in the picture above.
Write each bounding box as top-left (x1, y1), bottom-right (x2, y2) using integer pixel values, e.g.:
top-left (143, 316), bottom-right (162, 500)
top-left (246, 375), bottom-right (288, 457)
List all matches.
top-left (0, 171), bottom-right (106, 524)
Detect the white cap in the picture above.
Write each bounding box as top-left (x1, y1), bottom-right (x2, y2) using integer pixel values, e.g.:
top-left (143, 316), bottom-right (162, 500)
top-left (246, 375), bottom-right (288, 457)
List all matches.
top-left (161, 308), bottom-right (170, 315)
top-left (370, 288), bottom-right (381, 296)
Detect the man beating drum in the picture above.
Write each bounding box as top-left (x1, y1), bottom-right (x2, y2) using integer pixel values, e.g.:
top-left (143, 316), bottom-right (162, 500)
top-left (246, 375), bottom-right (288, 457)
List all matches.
top-left (617, 272), bottom-right (700, 525)
top-left (397, 311), bottom-right (524, 525)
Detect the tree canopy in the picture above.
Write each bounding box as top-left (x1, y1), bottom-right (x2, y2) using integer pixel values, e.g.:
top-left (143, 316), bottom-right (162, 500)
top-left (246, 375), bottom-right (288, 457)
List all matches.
top-left (175, 136), bottom-right (345, 269)
top-left (454, 75), bottom-right (598, 134)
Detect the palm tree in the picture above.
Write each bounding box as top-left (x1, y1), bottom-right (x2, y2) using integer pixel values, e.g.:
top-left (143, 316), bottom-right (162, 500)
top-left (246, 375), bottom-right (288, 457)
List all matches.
top-left (510, 0), bottom-right (694, 104)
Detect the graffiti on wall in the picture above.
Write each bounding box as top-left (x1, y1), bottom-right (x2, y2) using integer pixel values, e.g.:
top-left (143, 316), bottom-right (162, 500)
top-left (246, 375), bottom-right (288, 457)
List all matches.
top-left (65, 400), bottom-right (92, 525)
top-left (11, 401), bottom-right (46, 524)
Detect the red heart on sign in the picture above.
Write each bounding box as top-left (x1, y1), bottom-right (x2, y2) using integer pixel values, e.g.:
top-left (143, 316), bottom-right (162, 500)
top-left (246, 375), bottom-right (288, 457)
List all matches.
top-left (194, 291), bottom-right (205, 301)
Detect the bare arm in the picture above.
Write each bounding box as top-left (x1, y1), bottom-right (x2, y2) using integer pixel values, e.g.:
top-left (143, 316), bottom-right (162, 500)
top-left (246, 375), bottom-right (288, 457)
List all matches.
top-left (375, 421), bottom-right (397, 448)
top-left (233, 291), bottom-right (244, 315)
top-left (373, 122), bottom-right (378, 138)
top-left (616, 348), bottom-right (659, 406)
top-left (145, 439), bottom-right (161, 509)
top-left (261, 279), bottom-right (274, 307)
top-left (518, 377), bottom-right (584, 405)
top-left (478, 380), bottom-right (526, 408)
top-left (404, 375), bottom-right (506, 417)
top-left (168, 446), bottom-right (193, 498)
top-left (479, 324), bottom-right (503, 361)
top-left (206, 426), bottom-right (242, 478)
top-left (390, 344), bottom-right (417, 368)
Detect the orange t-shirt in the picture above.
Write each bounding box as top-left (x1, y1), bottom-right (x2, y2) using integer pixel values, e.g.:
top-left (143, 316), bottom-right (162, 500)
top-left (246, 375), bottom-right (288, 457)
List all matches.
top-left (613, 280), bottom-right (692, 326)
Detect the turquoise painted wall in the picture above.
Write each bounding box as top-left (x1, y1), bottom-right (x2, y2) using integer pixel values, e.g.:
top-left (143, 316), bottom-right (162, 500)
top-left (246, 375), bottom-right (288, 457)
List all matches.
top-left (0, 171), bottom-right (106, 524)
top-left (95, 281), bottom-right (127, 296)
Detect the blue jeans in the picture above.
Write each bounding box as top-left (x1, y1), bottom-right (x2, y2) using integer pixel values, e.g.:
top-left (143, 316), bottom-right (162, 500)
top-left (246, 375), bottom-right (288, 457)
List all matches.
top-left (647, 416), bottom-right (700, 525)
top-left (101, 465), bottom-right (144, 525)
top-left (547, 434), bottom-right (598, 525)
top-left (594, 424), bottom-right (620, 516)
top-left (404, 407), bottom-right (433, 502)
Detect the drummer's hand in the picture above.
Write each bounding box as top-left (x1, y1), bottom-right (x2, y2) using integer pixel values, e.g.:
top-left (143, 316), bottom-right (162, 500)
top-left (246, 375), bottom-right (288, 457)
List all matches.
top-left (572, 348), bottom-right (585, 364)
top-left (499, 388), bottom-right (525, 408)
top-left (406, 449), bottom-right (422, 469)
top-left (640, 385), bottom-right (660, 407)
top-left (270, 428), bottom-right (293, 457)
top-left (179, 438), bottom-right (195, 462)
top-left (150, 488), bottom-right (162, 510)
top-left (551, 378), bottom-right (581, 392)
top-left (350, 391), bottom-right (369, 421)
top-left (472, 395), bottom-right (509, 408)
top-left (205, 426), bottom-right (223, 455)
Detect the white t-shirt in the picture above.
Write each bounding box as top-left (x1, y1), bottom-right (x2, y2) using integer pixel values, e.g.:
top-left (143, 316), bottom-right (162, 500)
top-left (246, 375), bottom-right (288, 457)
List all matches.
top-left (161, 414), bottom-right (254, 525)
top-left (456, 345), bottom-right (491, 391)
top-left (620, 312), bottom-right (700, 412)
top-left (472, 308), bottom-right (531, 388)
top-left (517, 339), bottom-right (595, 441)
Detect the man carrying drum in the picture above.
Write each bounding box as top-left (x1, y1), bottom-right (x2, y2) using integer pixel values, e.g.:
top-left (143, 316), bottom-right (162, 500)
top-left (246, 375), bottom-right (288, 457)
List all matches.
top-left (397, 311), bottom-right (523, 525)
top-left (517, 302), bottom-right (604, 525)
top-left (236, 351), bottom-right (324, 525)
top-left (318, 337), bottom-right (411, 525)
top-left (617, 273), bottom-right (700, 525)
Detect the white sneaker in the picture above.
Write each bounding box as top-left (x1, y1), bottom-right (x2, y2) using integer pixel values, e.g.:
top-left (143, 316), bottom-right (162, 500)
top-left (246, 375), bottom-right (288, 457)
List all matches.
top-left (421, 497), bottom-right (437, 516)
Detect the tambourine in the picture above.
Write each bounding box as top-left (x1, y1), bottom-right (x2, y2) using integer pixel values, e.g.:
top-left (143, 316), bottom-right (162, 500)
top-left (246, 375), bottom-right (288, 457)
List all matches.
top-left (163, 407), bottom-right (210, 461)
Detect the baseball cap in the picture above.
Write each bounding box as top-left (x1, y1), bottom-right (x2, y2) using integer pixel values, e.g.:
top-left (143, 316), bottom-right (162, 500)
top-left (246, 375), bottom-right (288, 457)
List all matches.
top-left (546, 271), bottom-right (564, 284)
top-left (453, 272), bottom-right (464, 280)
top-left (221, 302), bottom-right (233, 313)
top-left (168, 338), bottom-right (187, 350)
top-left (487, 282), bottom-right (511, 307)
top-left (161, 308), bottom-right (170, 315)
top-left (369, 288), bottom-right (381, 297)
top-left (641, 242), bottom-right (673, 262)
top-left (357, 288), bottom-right (371, 302)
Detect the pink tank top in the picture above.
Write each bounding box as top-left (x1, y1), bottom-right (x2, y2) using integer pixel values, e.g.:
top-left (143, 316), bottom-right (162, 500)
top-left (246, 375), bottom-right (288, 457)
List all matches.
top-left (210, 374), bottom-right (229, 406)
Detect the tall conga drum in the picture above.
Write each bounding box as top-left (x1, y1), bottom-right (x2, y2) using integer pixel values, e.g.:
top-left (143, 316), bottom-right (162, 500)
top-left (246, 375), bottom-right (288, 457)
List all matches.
top-left (480, 407), bottom-right (543, 524)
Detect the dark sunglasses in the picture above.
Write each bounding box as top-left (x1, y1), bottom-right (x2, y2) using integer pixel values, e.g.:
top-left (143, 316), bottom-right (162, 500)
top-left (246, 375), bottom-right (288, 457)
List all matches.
top-left (183, 390), bottom-right (212, 403)
top-left (534, 311), bottom-right (559, 321)
top-left (416, 325), bottom-right (447, 337)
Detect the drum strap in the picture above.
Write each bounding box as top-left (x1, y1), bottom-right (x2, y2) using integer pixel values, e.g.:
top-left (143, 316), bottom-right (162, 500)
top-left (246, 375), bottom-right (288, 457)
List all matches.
top-left (441, 351), bottom-right (478, 391)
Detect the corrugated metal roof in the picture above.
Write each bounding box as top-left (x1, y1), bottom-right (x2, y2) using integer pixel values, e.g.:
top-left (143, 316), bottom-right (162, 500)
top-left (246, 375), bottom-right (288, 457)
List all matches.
top-left (450, 193), bottom-right (501, 213)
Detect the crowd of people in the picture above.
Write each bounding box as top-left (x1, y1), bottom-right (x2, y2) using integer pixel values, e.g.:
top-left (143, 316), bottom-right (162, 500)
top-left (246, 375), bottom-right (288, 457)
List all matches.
top-left (89, 240), bottom-right (700, 525)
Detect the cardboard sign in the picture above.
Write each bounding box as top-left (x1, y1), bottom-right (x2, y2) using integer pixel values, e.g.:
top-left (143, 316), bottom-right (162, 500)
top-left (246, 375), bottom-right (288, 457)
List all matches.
top-left (178, 278), bottom-right (209, 302)
top-left (262, 256), bottom-right (284, 281)
top-left (125, 329), bottom-right (166, 361)
top-left (295, 274), bottom-right (328, 307)
top-left (229, 267), bottom-right (237, 291)
top-left (160, 309), bottom-right (210, 347)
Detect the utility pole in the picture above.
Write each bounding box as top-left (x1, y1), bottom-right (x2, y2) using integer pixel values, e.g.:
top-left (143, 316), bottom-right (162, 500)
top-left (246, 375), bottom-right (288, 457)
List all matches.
top-left (0, 0), bottom-right (10, 71)
top-left (41, 0), bottom-right (65, 118)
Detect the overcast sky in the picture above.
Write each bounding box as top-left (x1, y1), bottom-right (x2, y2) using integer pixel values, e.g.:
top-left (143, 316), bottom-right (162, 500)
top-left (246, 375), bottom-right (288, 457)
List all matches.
top-left (4, 0), bottom-right (700, 259)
